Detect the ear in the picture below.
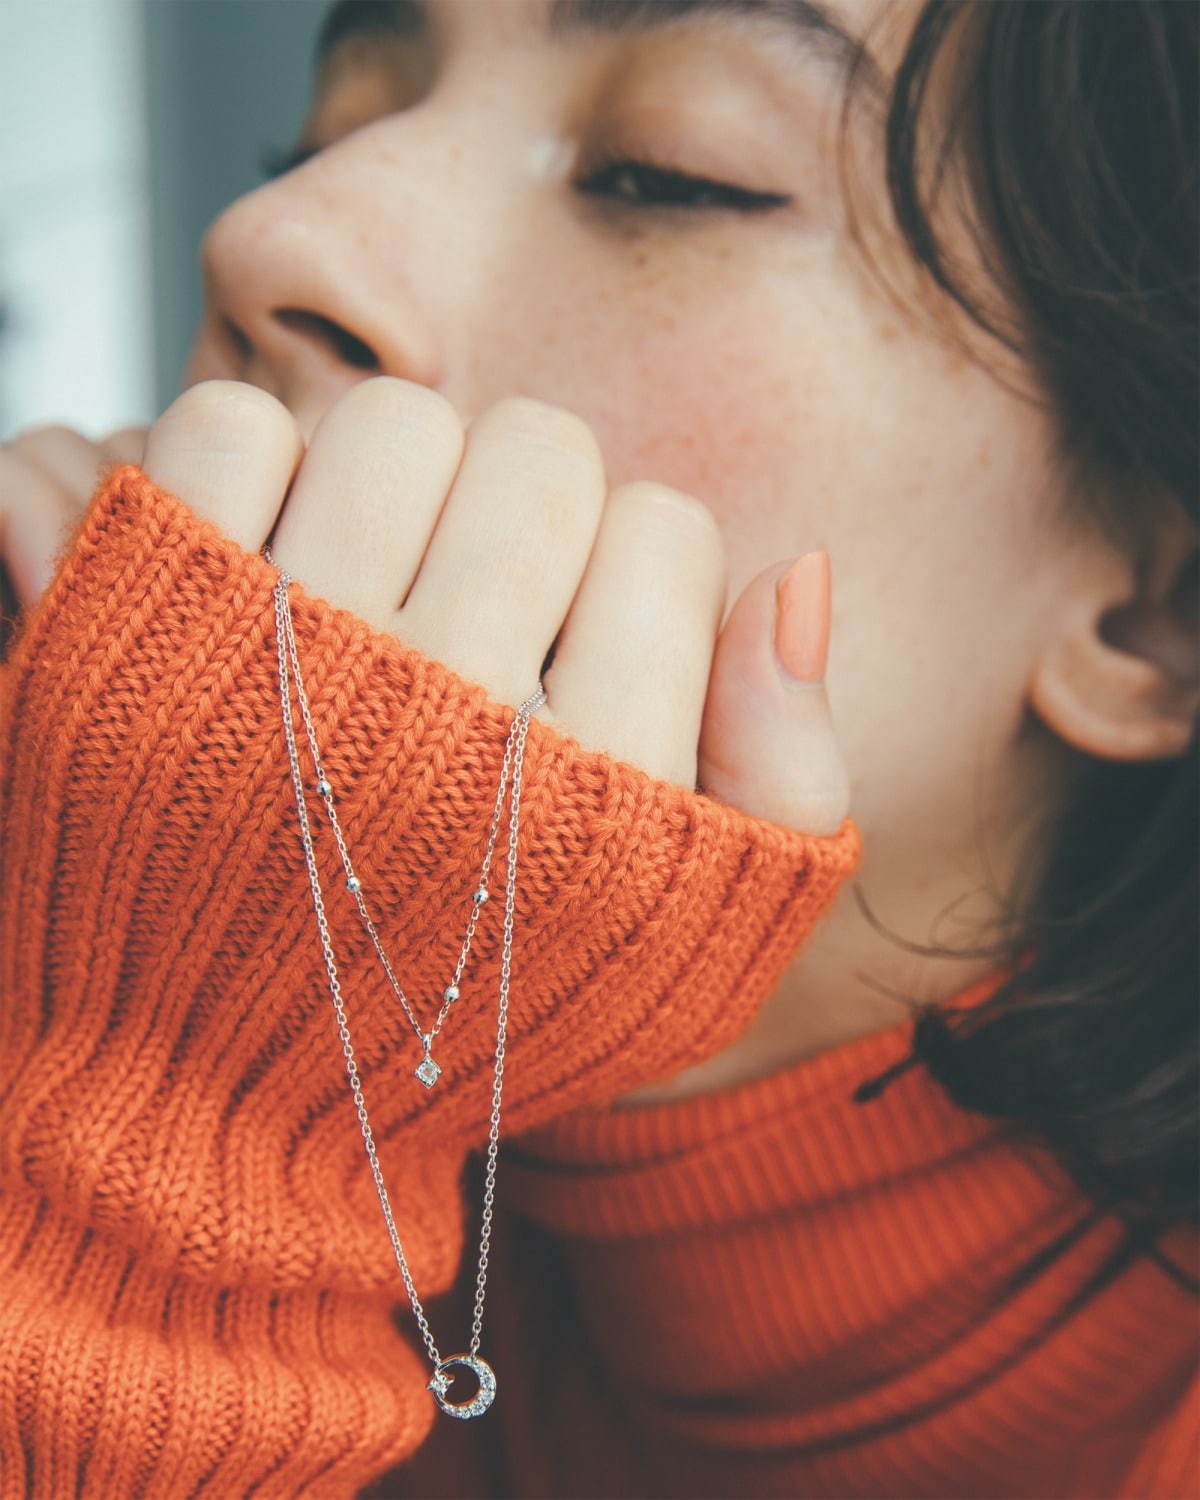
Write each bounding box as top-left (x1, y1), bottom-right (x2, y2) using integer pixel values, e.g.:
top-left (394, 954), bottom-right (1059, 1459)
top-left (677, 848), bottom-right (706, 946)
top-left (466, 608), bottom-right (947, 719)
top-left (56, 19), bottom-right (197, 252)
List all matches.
top-left (1029, 500), bottom-right (1199, 763)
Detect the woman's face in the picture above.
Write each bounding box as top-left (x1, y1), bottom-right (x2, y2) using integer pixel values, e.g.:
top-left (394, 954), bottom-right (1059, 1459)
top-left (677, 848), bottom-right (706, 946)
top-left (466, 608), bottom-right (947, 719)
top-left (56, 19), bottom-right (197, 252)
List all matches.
top-left (185, 0), bottom-right (1081, 1043)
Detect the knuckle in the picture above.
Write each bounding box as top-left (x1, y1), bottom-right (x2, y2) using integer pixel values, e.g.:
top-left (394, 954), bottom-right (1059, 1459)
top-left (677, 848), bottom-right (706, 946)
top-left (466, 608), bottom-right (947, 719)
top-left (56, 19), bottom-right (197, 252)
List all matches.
top-left (337, 376), bottom-right (462, 446)
top-left (4, 424), bottom-right (93, 475)
top-left (610, 480), bottom-right (724, 549)
top-left (178, 378), bottom-right (289, 426)
top-left (155, 379), bottom-right (299, 452)
top-left (8, 422), bottom-right (79, 451)
top-left (482, 396), bottom-right (602, 467)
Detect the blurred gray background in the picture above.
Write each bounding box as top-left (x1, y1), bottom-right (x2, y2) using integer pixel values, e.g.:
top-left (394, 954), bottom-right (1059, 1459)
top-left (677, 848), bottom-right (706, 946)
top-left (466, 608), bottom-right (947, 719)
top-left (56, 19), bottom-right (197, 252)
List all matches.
top-left (0, 0), bottom-right (329, 441)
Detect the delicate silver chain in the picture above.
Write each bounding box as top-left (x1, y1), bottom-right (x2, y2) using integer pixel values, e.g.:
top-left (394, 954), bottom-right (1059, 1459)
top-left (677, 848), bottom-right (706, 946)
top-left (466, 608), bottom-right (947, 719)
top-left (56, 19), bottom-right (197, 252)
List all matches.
top-left (270, 567), bottom-right (522, 1065)
top-left (265, 552), bottom-right (543, 1410)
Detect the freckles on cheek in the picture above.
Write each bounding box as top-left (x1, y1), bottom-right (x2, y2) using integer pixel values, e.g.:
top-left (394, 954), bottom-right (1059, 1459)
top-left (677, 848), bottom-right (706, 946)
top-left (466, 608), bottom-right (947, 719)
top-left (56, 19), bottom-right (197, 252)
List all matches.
top-left (519, 231), bottom-right (875, 567)
top-left (618, 362), bottom-right (784, 500)
top-left (580, 286), bottom-right (834, 531)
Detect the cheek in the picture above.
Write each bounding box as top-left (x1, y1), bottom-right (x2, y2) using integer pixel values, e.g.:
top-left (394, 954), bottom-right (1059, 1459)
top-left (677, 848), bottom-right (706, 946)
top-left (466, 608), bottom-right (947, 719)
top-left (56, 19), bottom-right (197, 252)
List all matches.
top-left (477, 237), bottom-right (1063, 855)
top-left (481, 236), bottom-right (1051, 606)
top-left (484, 235), bottom-right (1049, 631)
top-left (475, 235), bottom-right (854, 591)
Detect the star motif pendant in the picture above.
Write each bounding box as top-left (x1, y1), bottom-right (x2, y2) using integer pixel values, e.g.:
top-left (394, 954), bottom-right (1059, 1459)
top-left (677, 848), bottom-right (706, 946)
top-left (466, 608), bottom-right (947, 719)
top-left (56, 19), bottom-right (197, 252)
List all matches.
top-left (428, 1355), bottom-right (497, 1418)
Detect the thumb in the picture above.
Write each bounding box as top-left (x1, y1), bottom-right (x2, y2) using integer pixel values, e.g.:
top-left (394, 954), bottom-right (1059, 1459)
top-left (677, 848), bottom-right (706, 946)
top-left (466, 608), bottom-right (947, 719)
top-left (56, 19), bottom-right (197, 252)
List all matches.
top-left (696, 550), bottom-right (852, 835)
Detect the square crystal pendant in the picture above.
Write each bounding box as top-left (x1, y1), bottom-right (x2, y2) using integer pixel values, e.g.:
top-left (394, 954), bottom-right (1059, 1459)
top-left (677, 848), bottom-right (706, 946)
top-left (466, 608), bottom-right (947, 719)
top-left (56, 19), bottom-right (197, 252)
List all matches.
top-left (415, 1054), bottom-right (442, 1088)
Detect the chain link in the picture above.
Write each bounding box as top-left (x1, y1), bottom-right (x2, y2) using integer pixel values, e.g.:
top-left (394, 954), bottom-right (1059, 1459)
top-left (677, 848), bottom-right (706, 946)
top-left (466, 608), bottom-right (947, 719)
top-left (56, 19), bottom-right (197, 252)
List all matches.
top-left (470, 697), bottom-right (535, 1356)
top-left (267, 558), bottom-right (543, 1380)
top-left (273, 573), bottom-right (519, 1057)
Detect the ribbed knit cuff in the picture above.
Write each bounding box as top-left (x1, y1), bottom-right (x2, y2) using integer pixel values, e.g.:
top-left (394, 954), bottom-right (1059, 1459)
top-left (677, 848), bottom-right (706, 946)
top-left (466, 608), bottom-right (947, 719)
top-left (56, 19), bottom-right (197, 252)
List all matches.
top-left (0, 460), bottom-right (862, 1258)
top-left (0, 461), bottom-right (861, 1495)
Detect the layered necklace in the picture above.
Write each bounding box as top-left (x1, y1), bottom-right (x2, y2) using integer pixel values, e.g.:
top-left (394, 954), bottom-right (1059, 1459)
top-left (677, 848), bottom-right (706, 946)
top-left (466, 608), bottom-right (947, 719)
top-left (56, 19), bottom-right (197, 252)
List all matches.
top-left (267, 550), bottom-right (545, 1419)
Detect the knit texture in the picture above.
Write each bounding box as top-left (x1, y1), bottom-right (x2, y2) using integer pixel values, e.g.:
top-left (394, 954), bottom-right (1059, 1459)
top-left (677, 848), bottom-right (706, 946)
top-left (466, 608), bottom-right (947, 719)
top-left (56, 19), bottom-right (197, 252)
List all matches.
top-left (389, 964), bottom-right (1200, 1500)
top-left (0, 463), bottom-right (862, 1497)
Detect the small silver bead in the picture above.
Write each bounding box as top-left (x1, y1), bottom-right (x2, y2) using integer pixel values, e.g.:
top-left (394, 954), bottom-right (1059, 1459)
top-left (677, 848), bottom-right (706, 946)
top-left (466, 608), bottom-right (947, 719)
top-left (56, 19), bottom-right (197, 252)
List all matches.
top-left (317, 778), bottom-right (332, 796)
top-left (474, 887), bottom-right (489, 904)
top-left (346, 875), bottom-right (362, 893)
top-left (444, 984), bottom-right (459, 1002)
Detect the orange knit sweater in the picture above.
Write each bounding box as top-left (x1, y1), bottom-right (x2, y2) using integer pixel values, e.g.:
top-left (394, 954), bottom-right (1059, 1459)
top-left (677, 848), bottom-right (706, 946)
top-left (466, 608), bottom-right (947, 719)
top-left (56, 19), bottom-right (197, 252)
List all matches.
top-left (386, 966), bottom-right (1200, 1500)
top-left (0, 463), bottom-right (1195, 1498)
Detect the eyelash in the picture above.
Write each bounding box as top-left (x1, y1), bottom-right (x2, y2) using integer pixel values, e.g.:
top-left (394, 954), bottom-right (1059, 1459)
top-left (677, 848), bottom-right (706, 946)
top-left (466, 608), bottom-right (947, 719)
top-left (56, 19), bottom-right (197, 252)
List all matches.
top-left (259, 142), bottom-right (788, 215)
top-left (575, 147), bottom-right (788, 214)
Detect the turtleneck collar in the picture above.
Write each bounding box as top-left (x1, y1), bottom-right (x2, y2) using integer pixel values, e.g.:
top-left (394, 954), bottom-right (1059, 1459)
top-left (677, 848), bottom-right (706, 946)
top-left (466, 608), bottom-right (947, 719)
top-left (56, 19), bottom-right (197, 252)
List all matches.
top-left (502, 963), bottom-right (1032, 1234)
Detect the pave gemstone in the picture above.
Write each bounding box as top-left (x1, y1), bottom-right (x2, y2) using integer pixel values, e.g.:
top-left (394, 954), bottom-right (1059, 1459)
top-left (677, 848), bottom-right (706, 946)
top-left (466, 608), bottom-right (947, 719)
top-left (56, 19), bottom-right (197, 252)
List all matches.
top-left (415, 1054), bottom-right (442, 1088)
top-left (428, 1355), bottom-right (497, 1419)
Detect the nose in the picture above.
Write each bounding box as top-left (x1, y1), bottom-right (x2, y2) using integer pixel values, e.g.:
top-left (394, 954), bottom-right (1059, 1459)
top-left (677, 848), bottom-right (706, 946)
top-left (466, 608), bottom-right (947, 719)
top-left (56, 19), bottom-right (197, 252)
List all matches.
top-left (192, 165), bottom-right (444, 429)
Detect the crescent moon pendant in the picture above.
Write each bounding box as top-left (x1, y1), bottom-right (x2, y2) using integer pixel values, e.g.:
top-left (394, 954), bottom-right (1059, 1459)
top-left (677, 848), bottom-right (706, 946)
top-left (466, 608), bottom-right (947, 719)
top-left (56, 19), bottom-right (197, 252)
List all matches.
top-left (427, 1354), bottom-right (497, 1418)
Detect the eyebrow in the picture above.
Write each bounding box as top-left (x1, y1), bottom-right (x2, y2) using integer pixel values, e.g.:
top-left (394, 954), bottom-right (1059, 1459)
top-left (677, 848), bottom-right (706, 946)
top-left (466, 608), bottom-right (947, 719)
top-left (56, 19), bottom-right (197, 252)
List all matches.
top-left (314, 0), bottom-right (881, 90)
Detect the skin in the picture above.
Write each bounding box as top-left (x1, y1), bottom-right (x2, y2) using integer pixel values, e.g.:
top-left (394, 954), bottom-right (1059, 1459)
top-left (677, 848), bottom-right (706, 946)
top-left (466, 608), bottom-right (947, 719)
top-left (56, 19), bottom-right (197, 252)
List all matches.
top-left (2, 0), bottom-right (1196, 1104)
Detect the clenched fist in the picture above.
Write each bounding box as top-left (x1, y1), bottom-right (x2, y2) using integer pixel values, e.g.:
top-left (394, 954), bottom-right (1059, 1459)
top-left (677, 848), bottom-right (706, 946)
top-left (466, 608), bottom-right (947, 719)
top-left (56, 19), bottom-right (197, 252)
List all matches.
top-left (1, 376), bottom-right (850, 834)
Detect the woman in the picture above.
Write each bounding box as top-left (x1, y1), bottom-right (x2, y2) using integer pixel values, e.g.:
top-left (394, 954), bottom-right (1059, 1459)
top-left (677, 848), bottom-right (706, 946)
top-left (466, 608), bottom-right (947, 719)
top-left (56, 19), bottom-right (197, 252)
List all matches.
top-left (0, 0), bottom-right (1195, 1495)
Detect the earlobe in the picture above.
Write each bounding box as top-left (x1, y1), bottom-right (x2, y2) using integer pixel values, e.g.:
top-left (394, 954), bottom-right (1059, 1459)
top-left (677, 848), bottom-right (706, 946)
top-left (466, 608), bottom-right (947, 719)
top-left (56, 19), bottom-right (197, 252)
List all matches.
top-left (1028, 541), bottom-right (1199, 764)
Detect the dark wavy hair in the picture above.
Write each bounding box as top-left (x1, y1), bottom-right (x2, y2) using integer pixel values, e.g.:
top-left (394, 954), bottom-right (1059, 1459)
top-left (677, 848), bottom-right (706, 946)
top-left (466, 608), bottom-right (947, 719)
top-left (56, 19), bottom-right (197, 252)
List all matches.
top-left (847, 0), bottom-right (1199, 1312)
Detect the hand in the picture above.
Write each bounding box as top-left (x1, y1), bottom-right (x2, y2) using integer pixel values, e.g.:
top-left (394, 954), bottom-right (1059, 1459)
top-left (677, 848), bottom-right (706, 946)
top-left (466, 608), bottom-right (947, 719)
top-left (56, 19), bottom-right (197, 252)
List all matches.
top-left (0, 422), bottom-right (148, 656)
top-left (5, 376), bottom-right (850, 834)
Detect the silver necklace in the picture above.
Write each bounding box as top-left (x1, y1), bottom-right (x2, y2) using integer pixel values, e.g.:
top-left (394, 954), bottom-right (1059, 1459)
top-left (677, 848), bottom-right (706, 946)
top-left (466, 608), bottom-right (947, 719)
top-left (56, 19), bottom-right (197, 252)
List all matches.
top-left (265, 548), bottom-right (545, 1420)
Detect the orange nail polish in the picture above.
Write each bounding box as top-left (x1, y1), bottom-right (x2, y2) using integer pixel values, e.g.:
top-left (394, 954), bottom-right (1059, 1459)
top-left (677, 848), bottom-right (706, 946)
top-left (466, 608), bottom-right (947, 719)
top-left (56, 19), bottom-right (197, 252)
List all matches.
top-left (774, 550), bottom-right (831, 682)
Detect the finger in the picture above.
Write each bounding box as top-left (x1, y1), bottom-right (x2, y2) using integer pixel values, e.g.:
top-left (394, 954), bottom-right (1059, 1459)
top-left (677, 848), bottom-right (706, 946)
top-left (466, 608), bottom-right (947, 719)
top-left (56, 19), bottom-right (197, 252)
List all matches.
top-left (267, 377), bottom-right (464, 631)
top-left (0, 450), bottom-right (79, 606)
top-left (5, 424), bottom-right (115, 504)
top-left (546, 481), bottom-right (727, 788)
top-left (697, 553), bottom-right (851, 834)
top-left (141, 380), bottom-right (304, 552)
top-left (99, 425), bottom-right (149, 468)
top-left (398, 396), bottom-right (607, 709)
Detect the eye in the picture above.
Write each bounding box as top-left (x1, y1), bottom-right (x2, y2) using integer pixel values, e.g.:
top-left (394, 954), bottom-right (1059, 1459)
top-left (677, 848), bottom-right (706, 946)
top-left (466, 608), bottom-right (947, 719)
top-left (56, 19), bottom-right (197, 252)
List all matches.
top-left (259, 142), bottom-right (320, 180)
top-left (576, 150), bottom-right (789, 214)
top-left (257, 140), bottom-right (790, 216)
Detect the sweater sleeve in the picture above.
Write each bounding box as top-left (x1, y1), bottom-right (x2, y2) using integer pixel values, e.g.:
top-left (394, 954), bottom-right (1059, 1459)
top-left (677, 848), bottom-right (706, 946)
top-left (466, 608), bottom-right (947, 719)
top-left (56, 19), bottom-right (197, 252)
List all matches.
top-left (0, 462), bottom-right (863, 1499)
